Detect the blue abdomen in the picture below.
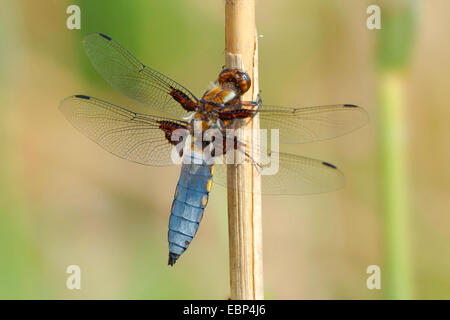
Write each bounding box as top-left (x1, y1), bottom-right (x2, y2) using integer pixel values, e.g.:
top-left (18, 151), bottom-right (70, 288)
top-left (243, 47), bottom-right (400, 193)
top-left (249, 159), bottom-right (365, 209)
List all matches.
top-left (168, 160), bottom-right (213, 266)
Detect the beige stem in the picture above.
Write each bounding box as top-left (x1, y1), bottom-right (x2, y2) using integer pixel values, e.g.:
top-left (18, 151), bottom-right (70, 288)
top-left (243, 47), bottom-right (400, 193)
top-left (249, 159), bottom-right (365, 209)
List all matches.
top-left (225, 0), bottom-right (263, 300)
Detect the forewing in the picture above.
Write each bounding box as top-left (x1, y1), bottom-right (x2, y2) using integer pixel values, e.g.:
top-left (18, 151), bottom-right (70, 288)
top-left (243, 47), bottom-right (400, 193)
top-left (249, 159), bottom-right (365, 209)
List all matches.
top-left (59, 95), bottom-right (188, 166)
top-left (82, 33), bottom-right (198, 118)
top-left (255, 104), bottom-right (368, 144)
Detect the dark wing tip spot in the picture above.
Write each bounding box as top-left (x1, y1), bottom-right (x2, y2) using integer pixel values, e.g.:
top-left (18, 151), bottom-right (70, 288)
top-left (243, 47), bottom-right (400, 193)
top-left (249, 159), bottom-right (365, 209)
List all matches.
top-left (322, 161), bottom-right (337, 169)
top-left (74, 94), bottom-right (90, 100)
top-left (99, 33), bottom-right (112, 41)
top-left (344, 104), bottom-right (359, 108)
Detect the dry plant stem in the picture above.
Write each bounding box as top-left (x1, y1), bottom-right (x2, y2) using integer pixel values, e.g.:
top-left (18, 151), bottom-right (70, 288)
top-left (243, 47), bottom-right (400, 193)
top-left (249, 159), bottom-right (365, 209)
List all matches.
top-left (225, 0), bottom-right (263, 300)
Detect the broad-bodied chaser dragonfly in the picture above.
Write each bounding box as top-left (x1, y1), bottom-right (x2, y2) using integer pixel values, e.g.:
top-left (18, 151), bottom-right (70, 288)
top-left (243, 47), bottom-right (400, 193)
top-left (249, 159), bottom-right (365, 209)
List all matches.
top-left (60, 33), bottom-right (368, 265)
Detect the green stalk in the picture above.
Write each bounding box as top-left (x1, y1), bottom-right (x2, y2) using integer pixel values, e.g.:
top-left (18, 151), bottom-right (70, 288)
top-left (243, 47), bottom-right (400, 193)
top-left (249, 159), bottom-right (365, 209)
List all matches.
top-left (376, 1), bottom-right (420, 299)
top-left (378, 72), bottom-right (412, 299)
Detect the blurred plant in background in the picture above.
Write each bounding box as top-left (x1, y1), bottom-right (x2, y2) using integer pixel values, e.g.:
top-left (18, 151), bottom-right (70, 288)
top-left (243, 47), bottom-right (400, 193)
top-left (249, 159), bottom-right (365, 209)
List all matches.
top-left (376, 0), bottom-right (420, 299)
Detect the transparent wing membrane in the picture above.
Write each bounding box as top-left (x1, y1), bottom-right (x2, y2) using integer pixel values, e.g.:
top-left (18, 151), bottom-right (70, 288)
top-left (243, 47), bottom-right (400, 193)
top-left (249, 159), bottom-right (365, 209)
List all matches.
top-left (59, 95), bottom-right (188, 166)
top-left (82, 33), bottom-right (198, 118)
top-left (256, 104), bottom-right (368, 144)
top-left (213, 152), bottom-right (345, 195)
top-left (208, 117), bottom-right (349, 194)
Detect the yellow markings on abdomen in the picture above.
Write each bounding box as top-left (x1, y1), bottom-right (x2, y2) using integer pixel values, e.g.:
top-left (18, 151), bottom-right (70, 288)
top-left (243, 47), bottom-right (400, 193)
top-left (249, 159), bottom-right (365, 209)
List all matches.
top-left (206, 178), bottom-right (212, 192)
top-left (202, 195), bottom-right (208, 207)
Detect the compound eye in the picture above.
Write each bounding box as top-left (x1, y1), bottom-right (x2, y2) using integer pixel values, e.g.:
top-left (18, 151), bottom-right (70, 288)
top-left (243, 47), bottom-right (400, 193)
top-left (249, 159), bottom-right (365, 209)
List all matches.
top-left (218, 68), bottom-right (234, 85)
top-left (236, 71), bottom-right (251, 94)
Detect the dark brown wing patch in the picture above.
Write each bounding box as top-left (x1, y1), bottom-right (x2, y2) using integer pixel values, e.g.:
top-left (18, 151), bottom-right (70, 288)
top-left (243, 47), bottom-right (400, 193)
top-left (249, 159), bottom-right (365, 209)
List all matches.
top-left (169, 87), bottom-right (198, 112)
top-left (157, 120), bottom-right (188, 145)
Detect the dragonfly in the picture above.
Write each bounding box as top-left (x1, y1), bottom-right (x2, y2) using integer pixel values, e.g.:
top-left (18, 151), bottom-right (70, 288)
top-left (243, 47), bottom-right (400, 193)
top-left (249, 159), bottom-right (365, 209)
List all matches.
top-left (60, 33), bottom-right (368, 266)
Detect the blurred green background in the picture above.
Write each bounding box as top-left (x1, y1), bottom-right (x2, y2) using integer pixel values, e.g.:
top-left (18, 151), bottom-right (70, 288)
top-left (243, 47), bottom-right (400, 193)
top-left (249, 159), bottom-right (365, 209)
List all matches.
top-left (0, 0), bottom-right (449, 299)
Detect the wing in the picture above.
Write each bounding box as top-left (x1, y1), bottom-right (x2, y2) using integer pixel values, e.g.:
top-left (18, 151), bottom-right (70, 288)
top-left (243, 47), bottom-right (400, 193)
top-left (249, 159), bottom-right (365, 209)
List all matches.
top-left (213, 152), bottom-right (345, 195)
top-left (82, 33), bottom-right (199, 118)
top-left (227, 104), bottom-right (368, 144)
top-left (59, 95), bottom-right (188, 166)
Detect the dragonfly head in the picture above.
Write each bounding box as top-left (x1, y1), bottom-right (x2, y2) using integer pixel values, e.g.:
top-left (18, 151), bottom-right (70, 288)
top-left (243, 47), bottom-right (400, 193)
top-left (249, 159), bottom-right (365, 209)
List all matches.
top-left (218, 68), bottom-right (251, 96)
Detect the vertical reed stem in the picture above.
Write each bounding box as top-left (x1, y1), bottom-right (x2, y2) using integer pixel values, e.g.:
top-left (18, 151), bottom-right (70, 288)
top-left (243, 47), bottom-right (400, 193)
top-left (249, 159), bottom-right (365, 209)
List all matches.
top-left (225, 0), bottom-right (264, 300)
top-left (378, 72), bottom-right (412, 299)
top-left (376, 2), bottom-right (419, 299)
